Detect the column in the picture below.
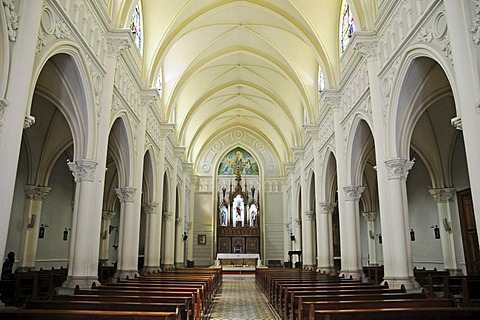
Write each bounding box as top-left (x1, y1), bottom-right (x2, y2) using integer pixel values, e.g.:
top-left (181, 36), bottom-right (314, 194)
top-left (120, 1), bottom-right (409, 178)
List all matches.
top-left (115, 187), bottom-right (139, 279)
top-left (362, 211), bottom-right (379, 266)
top-left (99, 211), bottom-right (116, 264)
top-left (383, 158), bottom-right (418, 289)
top-left (142, 202), bottom-right (160, 273)
top-left (444, 0), bottom-right (480, 235)
top-left (16, 185), bottom-right (51, 271)
top-left (0, 0), bottom-right (43, 263)
top-left (293, 218), bottom-right (302, 266)
top-left (429, 188), bottom-right (460, 275)
top-left (162, 211), bottom-right (175, 269)
top-left (317, 202), bottom-right (336, 274)
top-left (174, 216), bottom-right (184, 269)
top-left (303, 210), bottom-right (316, 268)
top-left (340, 186), bottom-right (364, 280)
top-left (64, 159), bottom-right (100, 288)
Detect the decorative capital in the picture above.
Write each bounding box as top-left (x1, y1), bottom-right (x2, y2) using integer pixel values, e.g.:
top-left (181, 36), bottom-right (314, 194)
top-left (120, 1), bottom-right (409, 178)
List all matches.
top-left (304, 210), bottom-right (316, 221)
top-left (354, 40), bottom-right (378, 59)
top-left (67, 159), bottom-right (97, 182)
top-left (362, 211), bottom-right (378, 222)
top-left (175, 217), bottom-right (182, 226)
top-left (107, 29), bottom-right (131, 56)
top-left (385, 158), bottom-right (414, 180)
top-left (294, 218), bottom-right (302, 227)
top-left (319, 202), bottom-right (336, 214)
top-left (115, 187), bottom-right (136, 202)
top-left (322, 93), bottom-right (341, 110)
top-left (163, 211), bottom-right (173, 222)
top-left (24, 185), bottom-right (51, 200)
top-left (343, 185), bottom-right (365, 201)
top-left (23, 115), bottom-right (35, 129)
top-left (160, 123), bottom-right (175, 137)
top-left (2, 0), bottom-right (19, 42)
top-left (142, 202), bottom-right (158, 214)
top-left (471, 0), bottom-right (480, 45)
top-left (451, 116), bottom-right (462, 130)
top-left (429, 188), bottom-right (456, 203)
top-left (102, 211), bottom-right (116, 220)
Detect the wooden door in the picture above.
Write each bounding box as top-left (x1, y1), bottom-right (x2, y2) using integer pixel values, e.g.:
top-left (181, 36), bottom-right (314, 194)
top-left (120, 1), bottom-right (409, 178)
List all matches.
top-left (457, 189), bottom-right (480, 275)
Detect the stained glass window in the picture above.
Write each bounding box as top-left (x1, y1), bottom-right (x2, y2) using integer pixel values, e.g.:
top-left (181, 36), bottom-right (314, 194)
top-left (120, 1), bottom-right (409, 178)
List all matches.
top-left (341, 1), bottom-right (356, 54)
top-left (318, 71), bottom-right (325, 92)
top-left (157, 72), bottom-right (162, 94)
top-left (130, 2), bottom-right (142, 51)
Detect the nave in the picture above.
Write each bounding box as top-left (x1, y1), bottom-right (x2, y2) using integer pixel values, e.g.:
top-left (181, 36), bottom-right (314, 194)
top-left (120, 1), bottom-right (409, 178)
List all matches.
top-left (206, 274), bottom-right (280, 320)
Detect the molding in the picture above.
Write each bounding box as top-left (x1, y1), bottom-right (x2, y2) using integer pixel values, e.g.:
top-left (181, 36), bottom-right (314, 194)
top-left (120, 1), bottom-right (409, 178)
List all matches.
top-left (2, 0), bottom-right (19, 42)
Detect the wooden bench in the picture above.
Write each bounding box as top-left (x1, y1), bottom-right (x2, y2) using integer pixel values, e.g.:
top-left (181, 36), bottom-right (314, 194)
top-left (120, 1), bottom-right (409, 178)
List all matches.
top-left (308, 306), bottom-right (480, 320)
top-left (302, 298), bottom-right (453, 320)
top-left (462, 277), bottom-right (480, 307)
top-left (0, 309), bottom-right (180, 319)
top-left (292, 292), bottom-right (427, 320)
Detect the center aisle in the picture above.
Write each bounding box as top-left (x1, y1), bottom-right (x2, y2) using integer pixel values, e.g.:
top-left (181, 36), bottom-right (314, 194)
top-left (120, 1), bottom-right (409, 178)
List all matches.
top-left (206, 274), bottom-right (281, 320)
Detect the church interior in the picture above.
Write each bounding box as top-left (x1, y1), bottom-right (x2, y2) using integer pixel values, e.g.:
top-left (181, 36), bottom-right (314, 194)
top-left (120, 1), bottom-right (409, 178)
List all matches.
top-left (1, 0), bottom-right (480, 318)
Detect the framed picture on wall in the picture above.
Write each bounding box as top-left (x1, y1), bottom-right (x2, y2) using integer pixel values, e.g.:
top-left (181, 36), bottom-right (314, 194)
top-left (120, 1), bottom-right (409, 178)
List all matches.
top-left (198, 234), bottom-right (206, 245)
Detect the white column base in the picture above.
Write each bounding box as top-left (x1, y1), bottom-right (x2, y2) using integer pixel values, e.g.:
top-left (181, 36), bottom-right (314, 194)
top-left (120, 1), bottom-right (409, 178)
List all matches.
top-left (143, 266), bottom-right (161, 274)
top-left (382, 276), bottom-right (419, 290)
top-left (340, 269), bottom-right (364, 280)
top-left (116, 269), bottom-right (139, 280)
top-left (316, 266), bottom-right (334, 274)
top-left (63, 276), bottom-right (100, 289)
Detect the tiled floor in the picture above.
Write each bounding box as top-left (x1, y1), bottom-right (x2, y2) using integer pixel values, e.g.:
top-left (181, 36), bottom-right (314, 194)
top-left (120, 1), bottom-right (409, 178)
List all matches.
top-left (205, 275), bottom-right (281, 320)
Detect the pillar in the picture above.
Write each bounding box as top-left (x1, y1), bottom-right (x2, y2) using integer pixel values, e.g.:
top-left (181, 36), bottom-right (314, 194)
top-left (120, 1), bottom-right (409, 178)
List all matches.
top-left (429, 188), bottom-right (461, 275)
top-left (16, 185), bottom-right (51, 271)
top-left (293, 218), bottom-right (302, 266)
top-left (142, 202), bottom-right (160, 273)
top-left (64, 159), bottom-right (100, 288)
top-left (162, 211), bottom-right (175, 269)
top-left (115, 187), bottom-right (139, 279)
top-left (302, 210), bottom-right (315, 268)
top-left (174, 216), bottom-right (184, 269)
top-left (383, 158), bottom-right (418, 289)
top-left (340, 185), bottom-right (365, 280)
top-left (99, 211), bottom-right (116, 265)
top-left (317, 202), bottom-right (336, 274)
top-left (362, 211), bottom-right (378, 266)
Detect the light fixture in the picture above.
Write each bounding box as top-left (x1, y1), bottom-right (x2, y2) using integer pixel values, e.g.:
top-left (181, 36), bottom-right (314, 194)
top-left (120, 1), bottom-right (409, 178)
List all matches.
top-left (182, 232), bottom-right (188, 241)
top-left (432, 225), bottom-right (440, 239)
top-left (410, 229), bottom-right (415, 241)
top-left (63, 228), bottom-right (70, 241)
top-left (290, 233), bottom-right (295, 241)
top-left (39, 224), bottom-right (49, 238)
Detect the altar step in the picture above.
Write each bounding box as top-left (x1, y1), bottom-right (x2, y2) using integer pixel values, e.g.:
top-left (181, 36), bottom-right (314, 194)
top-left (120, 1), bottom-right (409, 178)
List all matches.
top-left (221, 265), bottom-right (256, 275)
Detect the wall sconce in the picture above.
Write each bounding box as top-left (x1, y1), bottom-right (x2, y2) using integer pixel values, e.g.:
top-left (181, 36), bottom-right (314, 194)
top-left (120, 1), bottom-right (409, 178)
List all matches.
top-left (39, 224), bottom-right (49, 239)
top-left (369, 230), bottom-right (375, 239)
top-left (410, 229), bottom-right (415, 241)
top-left (27, 214), bottom-right (36, 228)
top-left (109, 225), bottom-right (118, 234)
top-left (182, 232), bottom-right (188, 241)
top-left (432, 225), bottom-right (440, 239)
top-left (377, 234), bottom-right (382, 244)
top-left (290, 233), bottom-right (295, 241)
top-left (442, 218), bottom-right (452, 232)
top-left (63, 228), bottom-right (71, 241)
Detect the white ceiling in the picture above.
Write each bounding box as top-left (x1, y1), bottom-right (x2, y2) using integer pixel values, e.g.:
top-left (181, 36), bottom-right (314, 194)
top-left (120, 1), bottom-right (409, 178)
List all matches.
top-left (108, 0), bottom-right (378, 172)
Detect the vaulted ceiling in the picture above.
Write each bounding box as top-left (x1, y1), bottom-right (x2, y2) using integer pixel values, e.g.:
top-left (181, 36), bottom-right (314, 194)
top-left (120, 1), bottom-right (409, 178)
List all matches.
top-left (108, 0), bottom-right (377, 173)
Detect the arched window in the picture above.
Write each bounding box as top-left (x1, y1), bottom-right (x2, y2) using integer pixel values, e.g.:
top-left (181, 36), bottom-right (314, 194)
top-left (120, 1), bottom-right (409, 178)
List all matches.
top-left (130, 1), bottom-right (143, 51)
top-left (318, 70), bottom-right (325, 92)
top-left (157, 72), bottom-right (162, 94)
top-left (340, 1), bottom-right (356, 54)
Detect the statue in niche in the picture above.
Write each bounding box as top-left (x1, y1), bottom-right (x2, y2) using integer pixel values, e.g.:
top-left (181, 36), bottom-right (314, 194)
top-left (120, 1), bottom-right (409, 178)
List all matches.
top-left (249, 204), bottom-right (257, 227)
top-left (220, 206), bottom-right (228, 226)
top-left (233, 195), bottom-right (244, 227)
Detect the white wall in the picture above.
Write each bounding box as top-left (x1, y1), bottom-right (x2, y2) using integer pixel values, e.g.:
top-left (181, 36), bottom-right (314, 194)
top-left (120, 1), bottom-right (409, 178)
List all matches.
top-left (193, 192), bottom-right (213, 266)
top-left (264, 192), bottom-right (284, 262)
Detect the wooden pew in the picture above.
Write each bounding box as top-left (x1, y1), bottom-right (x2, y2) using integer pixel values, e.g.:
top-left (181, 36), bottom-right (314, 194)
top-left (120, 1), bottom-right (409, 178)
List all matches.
top-left (308, 306), bottom-right (480, 320)
top-left (25, 300), bottom-right (187, 320)
top-left (292, 292), bottom-right (427, 320)
top-left (0, 309), bottom-right (180, 319)
top-left (462, 277), bottom-right (480, 307)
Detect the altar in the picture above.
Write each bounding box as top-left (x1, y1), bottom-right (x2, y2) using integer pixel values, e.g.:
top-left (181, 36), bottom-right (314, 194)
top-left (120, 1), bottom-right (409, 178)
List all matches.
top-left (215, 253), bottom-right (261, 267)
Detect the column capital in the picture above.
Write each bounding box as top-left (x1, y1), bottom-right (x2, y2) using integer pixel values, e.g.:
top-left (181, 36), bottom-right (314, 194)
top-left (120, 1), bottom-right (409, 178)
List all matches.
top-left (304, 210), bottom-right (316, 221)
top-left (175, 217), bottom-right (183, 226)
top-left (385, 158), bottom-right (414, 180)
top-left (24, 185), bottom-right (51, 200)
top-left (163, 211), bottom-right (173, 222)
top-left (102, 211), bottom-right (116, 220)
top-left (160, 123), bottom-right (175, 137)
top-left (429, 188), bottom-right (456, 203)
top-left (115, 187), bottom-right (136, 202)
top-left (352, 32), bottom-right (378, 59)
top-left (362, 211), bottom-right (378, 222)
top-left (294, 218), bottom-right (302, 227)
top-left (451, 116), bottom-right (462, 130)
top-left (23, 115), bottom-right (35, 128)
top-left (142, 202), bottom-right (159, 214)
top-left (107, 29), bottom-right (131, 56)
top-left (343, 185), bottom-right (364, 201)
top-left (67, 159), bottom-right (97, 182)
top-left (318, 202), bottom-right (336, 214)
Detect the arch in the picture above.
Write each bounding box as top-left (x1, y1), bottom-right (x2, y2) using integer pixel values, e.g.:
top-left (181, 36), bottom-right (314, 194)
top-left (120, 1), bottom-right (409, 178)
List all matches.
top-left (322, 148), bottom-right (338, 203)
top-left (346, 115), bottom-right (375, 186)
top-left (307, 169), bottom-right (316, 212)
top-left (142, 149), bottom-right (156, 203)
top-left (388, 45), bottom-right (457, 159)
top-left (0, 2), bottom-right (9, 99)
top-left (30, 43), bottom-right (98, 160)
top-left (108, 116), bottom-right (133, 187)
